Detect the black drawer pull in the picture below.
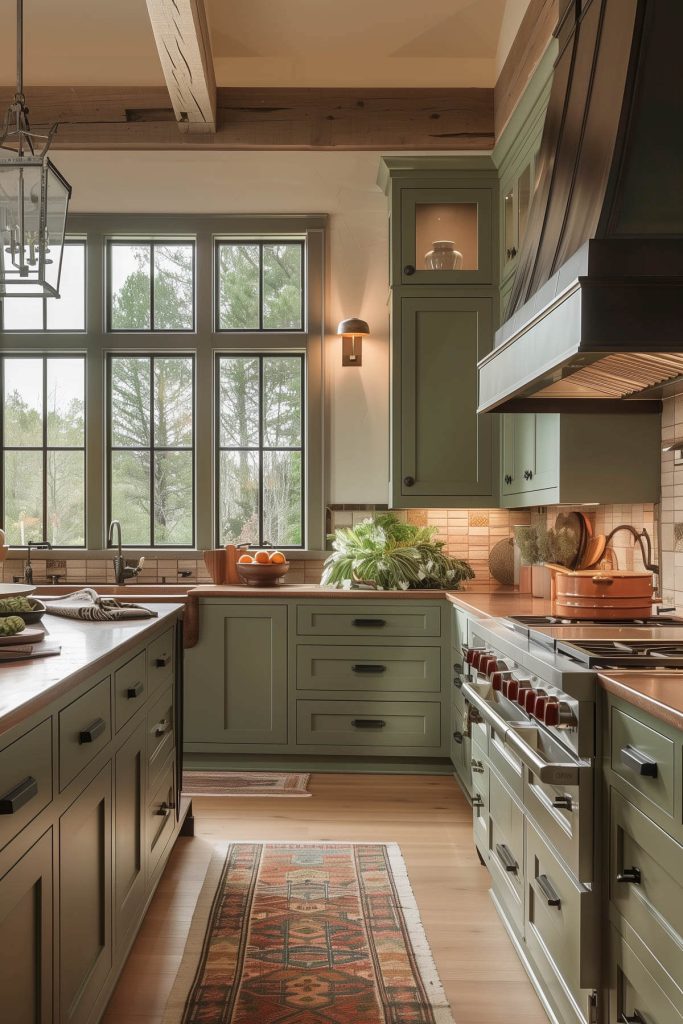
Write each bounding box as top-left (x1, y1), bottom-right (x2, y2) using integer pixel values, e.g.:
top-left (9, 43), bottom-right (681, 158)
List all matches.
top-left (504, 474), bottom-right (512, 485)
top-left (453, 674), bottom-right (463, 689)
top-left (524, 469), bottom-right (533, 480)
top-left (471, 758), bottom-right (485, 773)
top-left (127, 682), bottom-right (144, 699)
top-left (616, 867), bottom-right (641, 884)
top-left (154, 654), bottom-right (171, 668)
top-left (79, 718), bottom-right (106, 744)
top-left (620, 1014), bottom-right (645, 1024)
top-left (621, 745), bottom-right (658, 778)
top-left (351, 664), bottom-right (387, 674)
top-left (453, 730), bottom-right (463, 744)
top-left (534, 873), bottom-right (561, 908)
top-left (154, 719), bottom-right (172, 738)
top-left (351, 718), bottom-right (386, 729)
top-left (471, 795), bottom-right (484, 808)
top-left (552, 795), bottom-right (572, 810)
top-left (155, 800), bottom-right (176, 818)
top-left (495, 843), bottom-right (518, 874)
top-left (352, 618), bottom-right (386, 628)
top-left (0, 775), bottom-right (38, 815)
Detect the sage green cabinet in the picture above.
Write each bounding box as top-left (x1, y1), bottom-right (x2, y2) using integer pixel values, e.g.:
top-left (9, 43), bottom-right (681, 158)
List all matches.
top-left (59, 764), bottom-right (112, 1024)
top-left (114, 720), bottom-right (146, 952)
top-left (0, 829), bottom-right (53, 1024)
top-left (394, 294), bottom-right (498, 506)
top-left (501, 411), bottom-right (661, 507)
top-left (185, 602), bottom-right (288, 748)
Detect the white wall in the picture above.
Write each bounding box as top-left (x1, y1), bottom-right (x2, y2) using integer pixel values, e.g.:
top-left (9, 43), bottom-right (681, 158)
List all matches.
top-left (57, 150), bottom-right (391, 503)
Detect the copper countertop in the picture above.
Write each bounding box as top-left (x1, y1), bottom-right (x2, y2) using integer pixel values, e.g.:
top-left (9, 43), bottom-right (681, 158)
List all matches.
top-left (597, 671), bottom-right (683, 731)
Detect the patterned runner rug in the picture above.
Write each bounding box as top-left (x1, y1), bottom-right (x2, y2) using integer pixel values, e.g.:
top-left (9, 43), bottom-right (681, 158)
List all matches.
top-left (182, 771), bottom-right (311, 798)
top-left (163, 842), bottom-right (454, 1024)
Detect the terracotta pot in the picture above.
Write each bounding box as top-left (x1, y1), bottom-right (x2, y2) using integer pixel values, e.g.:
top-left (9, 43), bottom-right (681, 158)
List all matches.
top-left (550, 567), bottom-right (653, 619)
top-left (203, 548), bottom-right (226, 585)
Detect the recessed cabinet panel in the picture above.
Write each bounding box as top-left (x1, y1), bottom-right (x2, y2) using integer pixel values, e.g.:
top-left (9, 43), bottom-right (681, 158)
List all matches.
top-left (0, 829), bottom-right (53, 1024)
top-left (399, 296), bottom-right (495, 503)
top-left (114, 721), bottom-right (146, 950)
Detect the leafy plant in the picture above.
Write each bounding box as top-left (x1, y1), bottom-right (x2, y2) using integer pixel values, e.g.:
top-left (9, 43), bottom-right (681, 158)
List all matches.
top-left (322, 513), bottom-right (475, 590)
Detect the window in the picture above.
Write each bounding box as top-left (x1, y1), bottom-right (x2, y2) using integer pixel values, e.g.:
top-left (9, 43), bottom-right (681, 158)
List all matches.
top-left (0, 240), bottom-right (86, 331)
top-left (108, 354), bottom-right (194, 547)
top-left (107, 240), bottom-right (195, 331)
top-left (217, 354), bottom-right (304, 547)
top-left (1, 355), bottom-right (86, 546)
top-left (216, 241), bottom-right (304, 331)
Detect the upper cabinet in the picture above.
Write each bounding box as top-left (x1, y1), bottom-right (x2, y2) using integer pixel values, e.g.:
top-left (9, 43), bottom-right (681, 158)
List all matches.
top-left (379, 157), bottom-right (499, 509)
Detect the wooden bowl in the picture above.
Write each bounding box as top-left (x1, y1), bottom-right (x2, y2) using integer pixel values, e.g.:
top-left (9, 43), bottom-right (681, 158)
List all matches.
top-left (236, 561), bottom-right (290, 587)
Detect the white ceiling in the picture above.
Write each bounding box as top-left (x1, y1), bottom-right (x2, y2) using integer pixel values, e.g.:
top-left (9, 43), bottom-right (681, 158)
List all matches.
top-left (0, 0), bottom-right (529, 88)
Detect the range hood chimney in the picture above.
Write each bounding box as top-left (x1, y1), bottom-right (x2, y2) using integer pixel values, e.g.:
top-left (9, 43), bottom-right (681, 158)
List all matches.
top-left (479, 0), bottom-right (683, 414)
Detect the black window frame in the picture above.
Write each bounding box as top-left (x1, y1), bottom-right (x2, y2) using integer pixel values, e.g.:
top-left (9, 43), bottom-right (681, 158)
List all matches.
top-left (0, 353), bottom-right (87, 548)
top-left (215, 352), bottom-right (306, 549)
top-left (106, 238), bottom-right (197, 333)
top-left (214, 239), bottom-right (305, 333)
top-left (0, 239), bottom-right (87, 333)
top-left (106, 352), bottom-right (196, 549)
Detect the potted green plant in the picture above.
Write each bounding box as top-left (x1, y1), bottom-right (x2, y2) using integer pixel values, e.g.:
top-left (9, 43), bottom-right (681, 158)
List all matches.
top-left (514, 523), bottom-right (578, 598)
top-left (322, 513), bottom-right (474, 591)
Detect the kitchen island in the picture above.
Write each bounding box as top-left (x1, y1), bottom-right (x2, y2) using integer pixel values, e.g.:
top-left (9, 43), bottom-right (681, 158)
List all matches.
top-left (0, 604), bottom-right (186, 1024)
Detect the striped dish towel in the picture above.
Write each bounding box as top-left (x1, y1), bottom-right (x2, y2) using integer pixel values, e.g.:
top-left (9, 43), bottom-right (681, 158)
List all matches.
top-left (44, 588), bottom-right (158, 621)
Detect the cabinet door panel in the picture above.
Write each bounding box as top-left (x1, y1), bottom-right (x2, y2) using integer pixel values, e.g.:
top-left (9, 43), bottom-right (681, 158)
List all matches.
top-left (0, 829), bottom-right (53, 1024)
top-left (114, 721), bottom-right (146, 951)
top-left (400, 296), bottom-right (495, 501)
top-left (185, 604), bottom-right (287, 745)
top-left (59, 764), bottom-right (112, 1024)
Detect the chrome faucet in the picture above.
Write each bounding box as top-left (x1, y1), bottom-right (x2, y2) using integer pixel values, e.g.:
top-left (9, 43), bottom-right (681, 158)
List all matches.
top-left (24, 540), bottom-right (52, 585)
top-left (107, 520), bottom-right (145, 585)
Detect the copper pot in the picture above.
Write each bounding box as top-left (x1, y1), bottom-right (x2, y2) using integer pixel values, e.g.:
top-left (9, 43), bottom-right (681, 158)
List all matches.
top-left (548, 565), bottom-right (653, 619)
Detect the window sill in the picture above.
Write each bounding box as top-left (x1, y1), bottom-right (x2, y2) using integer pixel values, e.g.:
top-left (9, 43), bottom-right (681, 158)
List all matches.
top-left (3, 549), bottom-right (328, 561)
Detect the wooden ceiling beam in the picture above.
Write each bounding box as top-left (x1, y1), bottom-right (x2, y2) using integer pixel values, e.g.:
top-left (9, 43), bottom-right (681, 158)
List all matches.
top-left (3, 87), bottom-right (494, 150)
top-left (145, 0), bottom-right (216, 133)
top-left (494, 0), bottom-right (559, 138)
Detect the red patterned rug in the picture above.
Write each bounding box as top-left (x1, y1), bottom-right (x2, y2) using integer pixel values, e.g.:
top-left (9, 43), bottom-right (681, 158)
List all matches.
top-left (182, 771), bottom-right (311, 798)
top-left (163, 842), bottom-right (454, 1024)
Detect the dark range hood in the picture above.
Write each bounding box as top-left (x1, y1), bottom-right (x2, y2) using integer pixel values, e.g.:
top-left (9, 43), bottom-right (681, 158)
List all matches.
top-left (479, 0), bottom-right (683, 413)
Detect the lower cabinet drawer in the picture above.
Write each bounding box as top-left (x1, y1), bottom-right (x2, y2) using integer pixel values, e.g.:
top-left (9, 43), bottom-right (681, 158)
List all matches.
top-left (526, 819), bottom-right (598, 1019)
top-left (524, 758), bottom-right (594, 884)
top-left (59, 677), bottom-right (112, 791)
top-left (147, 755), bottom-right (175, 877)
top-left (296, 700), bottom-right (441, 750)
top-left (114, 651), bottom-right (147, 733)
top-left (610, 787), bottom-right (683, 993)
top-left (489, 727), bottom-right (523, 801)
top-left (610, 706), bottom-right (675, 819)
top-left (296, 645), bottom-right (441, 693)
top-left (147, 685), bottom-right (174, 794)
top-left (0, 718), bottom-right (53, 852)
top-left (488, 765), bottom-right (524, 936)
top-left (610, 924), bottom-right (683, 1024)
top-left (296, 603), bottom-right (441, 638)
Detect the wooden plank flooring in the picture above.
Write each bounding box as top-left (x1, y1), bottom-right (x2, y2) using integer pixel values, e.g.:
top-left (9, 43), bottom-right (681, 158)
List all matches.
top-left (102, 774), bottom-right (549, 1024)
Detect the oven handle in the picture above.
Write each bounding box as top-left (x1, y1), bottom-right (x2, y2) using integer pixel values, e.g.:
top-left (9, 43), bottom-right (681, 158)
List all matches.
top-left (462, 681), bottom-right (510, 739)
top-left (504, 726), bottom-right (581, 786)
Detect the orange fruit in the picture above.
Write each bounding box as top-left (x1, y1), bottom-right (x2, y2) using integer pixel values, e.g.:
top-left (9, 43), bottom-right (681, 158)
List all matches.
top-left (238, 554), bottom-right (254, 564)
top-left (254, 550), bottom-right (271, 564)
top-left (270, 551), bottom-right (287, 564)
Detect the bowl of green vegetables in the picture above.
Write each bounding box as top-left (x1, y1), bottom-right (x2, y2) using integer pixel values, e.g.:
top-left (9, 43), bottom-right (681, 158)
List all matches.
top-left (0, 595), bottom-right (46, 625)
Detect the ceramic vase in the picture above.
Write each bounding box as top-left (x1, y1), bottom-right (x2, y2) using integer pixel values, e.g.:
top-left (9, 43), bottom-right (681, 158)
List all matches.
top-left (424, 240), bottom-right (463, 270)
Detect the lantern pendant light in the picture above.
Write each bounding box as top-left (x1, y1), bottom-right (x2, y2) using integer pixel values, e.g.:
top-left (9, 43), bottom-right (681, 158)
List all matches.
top-left (0, 0), bottom-right (72, 299)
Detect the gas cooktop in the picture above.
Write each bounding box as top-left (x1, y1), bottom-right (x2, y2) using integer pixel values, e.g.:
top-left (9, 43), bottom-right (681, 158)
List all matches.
top-left (507, 614), bottom-right (681, 630)
top-left (557, 638), bottom-right (683, 669)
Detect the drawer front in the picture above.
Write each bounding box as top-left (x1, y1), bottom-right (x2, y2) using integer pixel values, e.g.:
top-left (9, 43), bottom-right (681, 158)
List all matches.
top-left (296, 603), bottom-right (441, 638)
top-left (147, 684), bottom-right (174, 792)
top-left (296, 700), bottom-right (441, 750)
top-left (296, 645), bottom-right (441, 693)
top-left (610, 707), bottom-right (675, 818)
top-left (610, 925), bottom-right (683, 1024)
top-left (610, 788), bottom-right (683, 991)
top-left (489, 727), bottom-right (523, 800)
top-left (147, 755), bottom-right (175, 877)
top-left (0, 719), bottom-right (52, 852)
top-left (451, 670), bottom-right (466, 716)
top-left (59, 677), bottom-right (111, 791)
top-left (524, 761), bottom-right (594, 884)
top-left (114, 651), bottom-right (147, 733)
top-left (526, 819), bottom-right (598, 1014)
top-left (148, 628), bottom-right (174, 695)
top-left (488, 765), bottom-right (524, 935)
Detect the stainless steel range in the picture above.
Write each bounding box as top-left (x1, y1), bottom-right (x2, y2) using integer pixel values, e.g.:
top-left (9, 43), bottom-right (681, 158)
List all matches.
top-left (458, 611), bottom-right (683, 1024)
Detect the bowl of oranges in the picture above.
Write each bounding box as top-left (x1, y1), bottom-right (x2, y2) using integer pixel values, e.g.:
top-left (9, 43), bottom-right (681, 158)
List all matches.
top-left (236, 548), bottom-right (289, 587)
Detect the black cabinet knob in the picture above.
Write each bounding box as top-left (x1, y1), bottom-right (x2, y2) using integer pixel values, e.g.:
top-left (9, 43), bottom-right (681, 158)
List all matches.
top-left (403, 264), bottom-right (416, 276)
top-left (506, 247), bottom-right (518, 259)
top-left (403, 476), bottom-right (415, 487)
top-left (504, 474), bottom-right (512, 485)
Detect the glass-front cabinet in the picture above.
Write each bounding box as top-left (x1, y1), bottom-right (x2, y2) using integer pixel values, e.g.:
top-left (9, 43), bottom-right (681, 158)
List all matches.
top-left (398, 186), bottom-right (493, 286)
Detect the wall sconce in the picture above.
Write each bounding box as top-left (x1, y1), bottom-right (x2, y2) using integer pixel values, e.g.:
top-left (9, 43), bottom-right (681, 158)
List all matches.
top-left (337, 317), bottom-right (369, 367)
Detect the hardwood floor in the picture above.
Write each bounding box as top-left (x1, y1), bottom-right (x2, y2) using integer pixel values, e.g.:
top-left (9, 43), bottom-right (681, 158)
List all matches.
top-left (102, 774), bottom-right (549, 1024)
